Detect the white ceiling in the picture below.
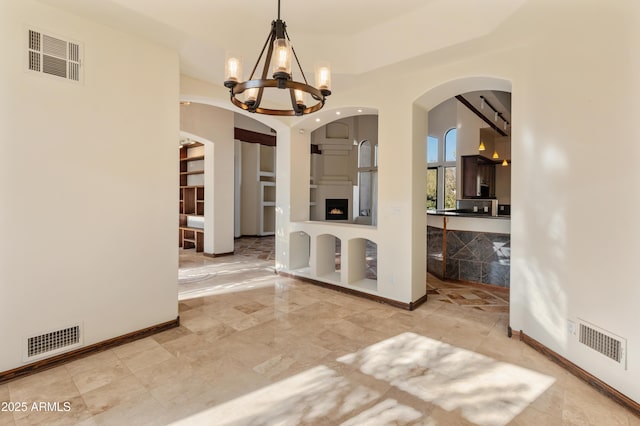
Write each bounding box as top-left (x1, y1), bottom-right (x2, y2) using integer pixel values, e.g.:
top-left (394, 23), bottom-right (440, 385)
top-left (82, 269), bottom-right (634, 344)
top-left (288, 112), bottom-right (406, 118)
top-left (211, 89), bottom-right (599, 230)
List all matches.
top-left (40, 0), bottom-right (528, 91)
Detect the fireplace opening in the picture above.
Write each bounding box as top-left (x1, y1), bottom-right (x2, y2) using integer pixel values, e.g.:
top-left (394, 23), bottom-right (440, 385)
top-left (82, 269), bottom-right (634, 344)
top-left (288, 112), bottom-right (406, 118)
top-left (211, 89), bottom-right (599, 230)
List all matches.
top-left (326, 199), bottom-right (348, 221)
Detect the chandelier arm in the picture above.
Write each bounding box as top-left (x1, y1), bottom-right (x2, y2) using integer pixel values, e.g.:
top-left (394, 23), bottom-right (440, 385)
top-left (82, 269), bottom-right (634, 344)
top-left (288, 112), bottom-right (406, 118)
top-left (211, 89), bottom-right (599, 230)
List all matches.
top-left (285, 29), bottom-right (309, 85)
top-left (252, 27), bottom-right (277, 110)
top-left (249, 27), bottom-right (276, 80)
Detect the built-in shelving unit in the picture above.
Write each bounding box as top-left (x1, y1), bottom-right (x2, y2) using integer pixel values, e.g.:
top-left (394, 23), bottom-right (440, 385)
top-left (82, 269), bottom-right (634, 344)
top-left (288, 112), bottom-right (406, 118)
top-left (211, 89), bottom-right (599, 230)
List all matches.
top-left (179, 142), bottom-right (205, 252)
top-left (258, 145), bottom-right (276, 236)
top-left (309, 183), bottom-right (317, 207)
top-left (239, 140), bottom-right (276, 237)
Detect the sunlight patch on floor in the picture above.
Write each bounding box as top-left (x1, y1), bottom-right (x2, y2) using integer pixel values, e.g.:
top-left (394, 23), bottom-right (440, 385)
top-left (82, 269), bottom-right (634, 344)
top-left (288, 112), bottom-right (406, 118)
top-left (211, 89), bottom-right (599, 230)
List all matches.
top-left (178, 275), bottom-right (277, 301)
top-left (340, 399), bottom-right (425, 426)
top-left (170, 365), bottom-right (380, 425)
top-left (337, 332), bottom-right (555, 426)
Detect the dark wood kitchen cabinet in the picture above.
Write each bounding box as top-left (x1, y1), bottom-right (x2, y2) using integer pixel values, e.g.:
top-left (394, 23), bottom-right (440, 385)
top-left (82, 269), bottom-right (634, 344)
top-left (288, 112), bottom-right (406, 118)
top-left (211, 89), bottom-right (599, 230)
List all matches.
top-left (462, 155), bottom-right (497, 198)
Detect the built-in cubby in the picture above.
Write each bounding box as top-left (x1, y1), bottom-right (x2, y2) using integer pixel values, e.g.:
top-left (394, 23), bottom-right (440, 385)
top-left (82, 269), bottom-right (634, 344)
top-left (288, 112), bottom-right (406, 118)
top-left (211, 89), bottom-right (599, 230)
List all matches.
top-left (259, 144), bottom-right (275, 176)
top-left (288, 228), bottom-right (378, 293)
top-left (309, 184), bottom-right (317, 208)
top-left (241, 141), bottom-right (276, 236)
top-left (179, 142), bottom-right (205, 252)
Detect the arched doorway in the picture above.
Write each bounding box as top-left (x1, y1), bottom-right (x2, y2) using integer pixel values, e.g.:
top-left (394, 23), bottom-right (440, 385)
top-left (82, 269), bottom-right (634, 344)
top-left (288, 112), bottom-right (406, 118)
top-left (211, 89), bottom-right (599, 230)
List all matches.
top-left (415, 77), bottom-right (513, 314)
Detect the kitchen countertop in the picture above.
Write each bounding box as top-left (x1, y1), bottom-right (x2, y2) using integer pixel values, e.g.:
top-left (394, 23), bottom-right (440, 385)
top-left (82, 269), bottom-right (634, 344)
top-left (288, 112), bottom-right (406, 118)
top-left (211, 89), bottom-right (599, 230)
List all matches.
top-left (427, 210), bottom-right (510, 219)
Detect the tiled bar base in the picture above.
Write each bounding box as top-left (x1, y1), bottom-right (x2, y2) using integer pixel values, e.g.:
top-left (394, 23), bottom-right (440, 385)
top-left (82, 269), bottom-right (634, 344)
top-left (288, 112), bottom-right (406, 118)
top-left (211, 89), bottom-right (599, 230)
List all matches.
top-left (427, 225), bottom-right (510, 288)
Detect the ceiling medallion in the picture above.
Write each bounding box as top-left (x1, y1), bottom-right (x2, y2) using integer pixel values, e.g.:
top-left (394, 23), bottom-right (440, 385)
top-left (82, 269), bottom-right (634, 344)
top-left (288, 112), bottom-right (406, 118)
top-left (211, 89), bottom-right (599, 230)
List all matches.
top-left (224, 0), bottom-right (331, 116)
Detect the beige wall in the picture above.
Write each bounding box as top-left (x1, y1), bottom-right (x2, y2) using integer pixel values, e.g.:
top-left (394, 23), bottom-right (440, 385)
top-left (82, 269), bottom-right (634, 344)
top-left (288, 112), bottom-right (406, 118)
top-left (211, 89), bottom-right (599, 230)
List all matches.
top-left (276, 0), bottom-right (640, 403)
top-left (0, 0), bottom-right (179, 371)
top-left (180, 103), bottom-right (235, 254)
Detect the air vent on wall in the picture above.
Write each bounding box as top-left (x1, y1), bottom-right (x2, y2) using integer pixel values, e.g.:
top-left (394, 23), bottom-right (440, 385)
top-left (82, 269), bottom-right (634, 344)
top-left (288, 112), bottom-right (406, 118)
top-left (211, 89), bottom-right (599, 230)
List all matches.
top-left (27, 29), bottom-right (82, 82)
top-left (25, 325), bottom-right (82, 361)
top-left (578, 319), bottom-right (626, 369)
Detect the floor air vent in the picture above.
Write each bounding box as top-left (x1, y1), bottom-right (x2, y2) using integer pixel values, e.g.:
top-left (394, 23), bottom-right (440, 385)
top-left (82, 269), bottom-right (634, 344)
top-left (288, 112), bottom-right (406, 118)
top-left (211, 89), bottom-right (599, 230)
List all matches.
top-left (578, 319), bottom-right (626, 368)
top-left (26, 325), bottom-right (81, 360)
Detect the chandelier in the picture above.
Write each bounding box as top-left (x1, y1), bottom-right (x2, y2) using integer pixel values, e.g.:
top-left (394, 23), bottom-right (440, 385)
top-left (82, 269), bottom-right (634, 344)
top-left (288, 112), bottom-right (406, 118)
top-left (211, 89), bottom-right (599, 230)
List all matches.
top-left (223, 0), bottom-right (331, 116)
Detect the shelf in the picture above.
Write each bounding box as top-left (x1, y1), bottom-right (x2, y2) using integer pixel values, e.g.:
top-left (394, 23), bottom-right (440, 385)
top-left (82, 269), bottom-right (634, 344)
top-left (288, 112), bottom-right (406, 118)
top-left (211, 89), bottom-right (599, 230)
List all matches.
top-left (179, 144), bottom-right (205, 252)
top-left (179, 226), bottom-right (204, 252)
top-left (262, 201), bottom-right (275, 207)
top-left (180, 155), bottom-right (205, 162)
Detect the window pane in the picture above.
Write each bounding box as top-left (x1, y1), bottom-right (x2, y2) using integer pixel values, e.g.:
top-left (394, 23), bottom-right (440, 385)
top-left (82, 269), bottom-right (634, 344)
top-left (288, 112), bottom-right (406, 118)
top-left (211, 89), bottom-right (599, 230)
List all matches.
top-left (427, 136), bottom-right (438, 163)
top-left (426, 168), bottom-right (437, 210)
top-left (445, 128), bottom-right (456, 162)
top-left (359, 171), bottom-right (372, 214)
top-left (358, 140), bottom-right (372, 167)
top-left (444, 166), bottom-right (456, 209)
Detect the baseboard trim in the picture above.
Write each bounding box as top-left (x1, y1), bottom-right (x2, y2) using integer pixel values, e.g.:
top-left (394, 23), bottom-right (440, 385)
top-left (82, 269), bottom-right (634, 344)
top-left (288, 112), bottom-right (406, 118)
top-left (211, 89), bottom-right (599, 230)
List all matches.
top-left (520, 330), bottom-right (640, 417)
top-left (278, 271), bottom-right (427, 311)
top-left (0, 316), bottom-right (180, 385)
top-left (507, 326), bottom-right (521, 340)
top-left (204, 251), bottom-right (234, 258)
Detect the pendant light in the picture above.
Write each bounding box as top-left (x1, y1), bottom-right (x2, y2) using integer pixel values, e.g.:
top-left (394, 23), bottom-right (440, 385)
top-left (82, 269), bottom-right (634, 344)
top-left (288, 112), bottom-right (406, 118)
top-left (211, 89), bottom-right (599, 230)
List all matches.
top-left (479, 140), bottom-right (486, 151)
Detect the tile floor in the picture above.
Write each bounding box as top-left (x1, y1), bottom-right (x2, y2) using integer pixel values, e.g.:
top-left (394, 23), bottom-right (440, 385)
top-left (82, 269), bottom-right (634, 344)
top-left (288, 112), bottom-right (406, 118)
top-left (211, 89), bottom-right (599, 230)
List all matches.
top-left (1, 237), bottom-right (638, 425)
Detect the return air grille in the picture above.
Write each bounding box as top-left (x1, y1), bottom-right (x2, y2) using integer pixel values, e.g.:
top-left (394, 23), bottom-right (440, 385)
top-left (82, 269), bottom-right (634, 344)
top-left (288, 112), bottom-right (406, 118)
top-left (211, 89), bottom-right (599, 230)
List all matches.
top-left (27, 326), bottom-right (80, 358)
top-left (27, 29), bottom-right (82, 82)
top-left (578, 320), bottom-right (626, 367)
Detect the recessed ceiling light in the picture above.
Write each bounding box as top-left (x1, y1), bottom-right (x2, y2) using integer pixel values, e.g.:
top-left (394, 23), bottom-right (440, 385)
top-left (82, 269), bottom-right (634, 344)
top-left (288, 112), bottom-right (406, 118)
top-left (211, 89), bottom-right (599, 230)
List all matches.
top-left (336, 111), bottom-right (341, 115)
top-left (180, 101), bottom-right (191, 106)
top-left (357, 109), bottom-right (363, 113)
top-left (315, 118), bottom-right (321, 122)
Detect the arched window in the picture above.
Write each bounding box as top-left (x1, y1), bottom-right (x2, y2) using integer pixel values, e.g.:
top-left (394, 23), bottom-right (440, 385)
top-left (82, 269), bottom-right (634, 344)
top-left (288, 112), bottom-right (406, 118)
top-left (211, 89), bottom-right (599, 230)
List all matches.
top-left (357, 140), bottom-right (377, 223)
top-left (426, 128), bottom-right (457, 210)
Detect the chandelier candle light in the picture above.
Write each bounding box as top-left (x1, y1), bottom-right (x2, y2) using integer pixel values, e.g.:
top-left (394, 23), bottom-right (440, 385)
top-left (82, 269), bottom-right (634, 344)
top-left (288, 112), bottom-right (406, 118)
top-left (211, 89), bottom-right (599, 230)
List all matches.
top-left (224, 0), bottom-right (331, 116)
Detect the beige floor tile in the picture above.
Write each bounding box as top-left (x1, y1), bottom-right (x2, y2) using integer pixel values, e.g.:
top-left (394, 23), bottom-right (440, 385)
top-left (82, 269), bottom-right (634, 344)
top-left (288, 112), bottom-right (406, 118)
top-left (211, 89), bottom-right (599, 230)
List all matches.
top-left (3, 243), bottom-right (638, 425)
top-left (81, 373), bottom-right (148, 416)
top-left (111, 337), bottom-right (160, 359)
top-left (511, 405), bottom-right (563, 425)
top-left (116, 345), bottom-right (174, 373)
top-left (159, 333), bottom-right (211, 361)
top-left (252, 354), bottom-right (297, 379)
top-left (151, 325), bottom-right (193, 345)
top-left (13, 395), bottom-right (91, 426)
top-left (629, 413), bottom-right (640, 426)
top-left (67, 352), bottom-right (131, 395)
top-left (8, 367), bottom-right (79, 421)
top-left (65, 351), bottom-right (118, 377)
top-left (0, 384), bottom-right (10, 400)
top-left (150, 375), bottom-right (218, 423)
top-left (179, 313), bottom-right (224, 333)
top-left (0, 392), bottom-right (14, 426)
top-left (90, 391), bottom-right (170, 426)
top-left (0, 383), bottom-right (12, 425)
top-left (132, 357), bottom-right (196, 390)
